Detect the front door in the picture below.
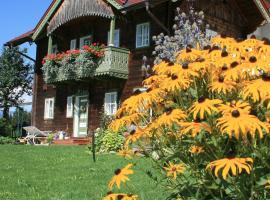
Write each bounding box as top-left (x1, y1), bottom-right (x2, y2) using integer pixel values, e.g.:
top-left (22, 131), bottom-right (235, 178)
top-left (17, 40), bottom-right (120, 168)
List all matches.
top-left (73, 96), bottom-right (89, 137)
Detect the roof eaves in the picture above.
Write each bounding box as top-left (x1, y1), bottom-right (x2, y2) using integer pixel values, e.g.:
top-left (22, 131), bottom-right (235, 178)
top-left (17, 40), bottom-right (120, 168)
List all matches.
top-left (32, 0), bottom-right (62, 41)
top-left (107, 0), bottom-right (124, 10)
top-left (254, 0), bottom-right (270, 23)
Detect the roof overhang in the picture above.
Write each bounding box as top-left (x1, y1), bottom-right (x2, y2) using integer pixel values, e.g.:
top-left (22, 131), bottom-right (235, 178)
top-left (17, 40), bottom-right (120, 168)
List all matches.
top-left (253, 0), bottom-right (270, 23)
top-left (47, 0), bottom-right (114, 35)
top-left (5, 30), bottom-right (34, 47)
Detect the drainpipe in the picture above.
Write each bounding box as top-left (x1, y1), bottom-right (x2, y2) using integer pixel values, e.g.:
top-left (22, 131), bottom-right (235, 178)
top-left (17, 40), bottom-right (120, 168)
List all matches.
top-left (145, 1), bottom-right (170, 35)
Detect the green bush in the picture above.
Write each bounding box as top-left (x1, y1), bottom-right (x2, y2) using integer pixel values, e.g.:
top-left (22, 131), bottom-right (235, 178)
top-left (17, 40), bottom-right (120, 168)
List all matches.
top-left (0, 119), bottom-right (13, 137)
top-left (93, 128), bottom-right (124, 153)
top-left (0, 136), bottom-right (14, 144)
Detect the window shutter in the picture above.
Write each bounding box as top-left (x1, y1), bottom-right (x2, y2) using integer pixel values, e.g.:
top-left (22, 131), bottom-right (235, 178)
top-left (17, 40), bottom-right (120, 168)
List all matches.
top-left (70, 39), bottom-right (76, 50)
top-left (66, 96), bottom-right (73, 118)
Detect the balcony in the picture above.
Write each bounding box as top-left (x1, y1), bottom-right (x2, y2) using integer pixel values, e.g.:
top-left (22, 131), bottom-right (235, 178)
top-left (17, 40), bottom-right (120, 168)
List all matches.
top-left (42, 46), bottom-right (129, 84)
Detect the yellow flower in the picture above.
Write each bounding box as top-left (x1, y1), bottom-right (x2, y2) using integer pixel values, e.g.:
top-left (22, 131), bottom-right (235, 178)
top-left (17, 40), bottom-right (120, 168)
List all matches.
top-left (108, 164), bottom-right (134, 190)
top-left (152, 108), bottom-right (187, 128)
top-left (189, 145), bottom-right (204, 154)
top-left (217, 109), bottom-right (269, 139)
top-left (176, 47), bottom-right (202, 62)
top-left (117, 149), bottom-right (134, 159)
top-left (103, 193), bottom-right (138, 200)
top-left (169, 63), bottom-right (199, 78)
top-left (209, 76), bottom-right (237, 94)
top-left (218, 101), bottom-right (251, 115)
top-left (179, 121), bottom-right (211, 137)
top-left (125, 128), bottom-right (144, 145)
top-left (110, 113), bottom-right (145, 132)
top-left (206, 157), bottom-right (253, 179)
top-left (242, 75), bottom-right (270, 102)
top-left (164, 162), bottom-right (185, 179)
top-left (161, 75), bottom-right (191, 93)
top-left (265, 180), bottom-right (270, 189)
top-left (189, 97), bottom-right (222, 119)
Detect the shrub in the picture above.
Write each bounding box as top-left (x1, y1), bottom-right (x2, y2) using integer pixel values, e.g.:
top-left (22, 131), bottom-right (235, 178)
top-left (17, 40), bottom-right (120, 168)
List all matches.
top-left (93, 128), bottom-right (124, 153)
top-left (0, 136), bottom-right (14, 144)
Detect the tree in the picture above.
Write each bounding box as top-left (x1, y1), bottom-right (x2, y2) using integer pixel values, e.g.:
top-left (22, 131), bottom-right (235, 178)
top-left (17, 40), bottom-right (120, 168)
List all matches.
top-left (0, 46), bottom-right (32, 120)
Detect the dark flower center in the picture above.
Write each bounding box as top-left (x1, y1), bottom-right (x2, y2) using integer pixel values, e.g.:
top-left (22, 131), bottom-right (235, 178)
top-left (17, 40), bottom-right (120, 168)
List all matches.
top-left (218, 76), bottom-right (224, 83)
top-left (130, 130), bottom-right (136, 135)
top-left (222, 65), bottom-right (228, 71)
top-left (203, 45), bottom-right (211, 50)
top-left (196, 58), bottom-right (205, 62)
top-left (107, 191), bottom-right (113, 195)
top-left (262, 73), bottom-right (270, 81)
top-left (198, 96), bottom-right (206, 103)
top-left (133, 89), bottom-right (141, 95)
top-left (231, 110), bottom-right (240, 118)
top-left (114, 169), bottom-right (122, 175)
top-left (230, 61), bottom-right (239, 68)
top-left (171, 74), bottom-right (178, 80)
top-left (182, 62), bottom-right (189, 69)
top-left (117, 195), bottom-right (124, 200)
top-left (221, 51), bottom-right (228, 57)
top-left (172, 167), bottom-right (177, 172)
top-left (186, 45), bottom-right (192, 53)
top-left (165, 108), bottom-right (173, 115)
top-left (168, 61), bottom-right (175, 66)
top-left (146, 87), bottom-right (152, 93)
top-left (209, 46), bottom-right (220, 53)
top-left (249, 56), bottom-right (257, 63)
top-left (194, 118), bottom-right (201, 123)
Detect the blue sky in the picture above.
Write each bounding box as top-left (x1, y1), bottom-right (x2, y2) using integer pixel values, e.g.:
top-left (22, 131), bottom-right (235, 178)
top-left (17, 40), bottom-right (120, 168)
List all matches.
top-left (0, 0), bottom-right (52, 58)
top-left (0, 0), bottom-right (52, 112)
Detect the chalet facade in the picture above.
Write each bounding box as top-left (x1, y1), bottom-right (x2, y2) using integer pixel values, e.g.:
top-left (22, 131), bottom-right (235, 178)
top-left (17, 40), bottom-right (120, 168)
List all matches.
top-left (6, 0), bottom-right (270, 138)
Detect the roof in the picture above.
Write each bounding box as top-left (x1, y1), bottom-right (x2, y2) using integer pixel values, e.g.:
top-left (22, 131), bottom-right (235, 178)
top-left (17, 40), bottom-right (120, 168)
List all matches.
top-left (5, 30), bottom-right (34, 46)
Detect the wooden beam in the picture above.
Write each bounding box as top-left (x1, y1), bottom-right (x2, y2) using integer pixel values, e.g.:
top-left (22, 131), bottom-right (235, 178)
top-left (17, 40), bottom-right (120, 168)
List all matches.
top-left (48, 35), bottom-right (53, 54)
top-left (109, 17), bottom-right (116, 46)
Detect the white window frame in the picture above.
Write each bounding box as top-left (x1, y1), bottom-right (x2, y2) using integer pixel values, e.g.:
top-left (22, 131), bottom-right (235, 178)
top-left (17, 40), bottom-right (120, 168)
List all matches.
top-left (107, 29), bottom-right (120, 47)
top-left (136, 22), bottom-right (150, 48)
top-left (80, 35), bottom-right (92, 49)
top-left (66, 96), bottom-right (73, 118)
top-left (104, 92), bottom-right (118, 116)
top-left (70, 39), bottom-right (77, 50)
top-left (52, 44), bottom-right (58, 54)
top-left (44, 98), bottom-right (55, 119)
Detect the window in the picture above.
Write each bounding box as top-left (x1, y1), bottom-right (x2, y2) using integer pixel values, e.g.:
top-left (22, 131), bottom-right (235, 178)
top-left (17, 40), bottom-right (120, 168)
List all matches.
top-left (70, 39), bottom-right (77, 50)
top-left (52, 44), bottom-right (58, 54)
top-left (80, 35), bottom-right (92, 49)
top-left (136, 23), bottom-right (150, 48)
top-left (66, 96), bottom-right (73, 118)
top-left (104, 92), bottom-right (117, 115)
top-left (44, 98), bottom-right (54, 119)
top-left (107, 29), bottom-right (120, 47)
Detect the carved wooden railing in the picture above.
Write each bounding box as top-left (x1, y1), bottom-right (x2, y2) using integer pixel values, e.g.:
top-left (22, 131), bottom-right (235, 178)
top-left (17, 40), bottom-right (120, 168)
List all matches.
top-left (43, 47), bottom-right (129, 84)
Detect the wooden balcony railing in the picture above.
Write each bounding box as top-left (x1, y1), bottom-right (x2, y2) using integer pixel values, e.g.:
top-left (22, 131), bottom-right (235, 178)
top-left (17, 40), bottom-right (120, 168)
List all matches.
top-left (42, 46), bottom-right (129, 84)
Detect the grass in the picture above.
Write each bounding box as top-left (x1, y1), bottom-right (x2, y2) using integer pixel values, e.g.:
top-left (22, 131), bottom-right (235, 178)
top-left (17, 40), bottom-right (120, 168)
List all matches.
top-left (0, 145), bottom-right (168, 200)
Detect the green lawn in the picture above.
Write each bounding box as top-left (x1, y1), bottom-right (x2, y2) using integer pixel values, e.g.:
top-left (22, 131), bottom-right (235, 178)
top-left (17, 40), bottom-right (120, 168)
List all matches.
top-left (0, 145), bottom-right (168, 200)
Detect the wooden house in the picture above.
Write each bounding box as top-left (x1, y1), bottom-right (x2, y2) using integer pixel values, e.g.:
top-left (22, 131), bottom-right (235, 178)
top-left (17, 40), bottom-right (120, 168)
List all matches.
top-left (6, 0), bottom-right (270, 141)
